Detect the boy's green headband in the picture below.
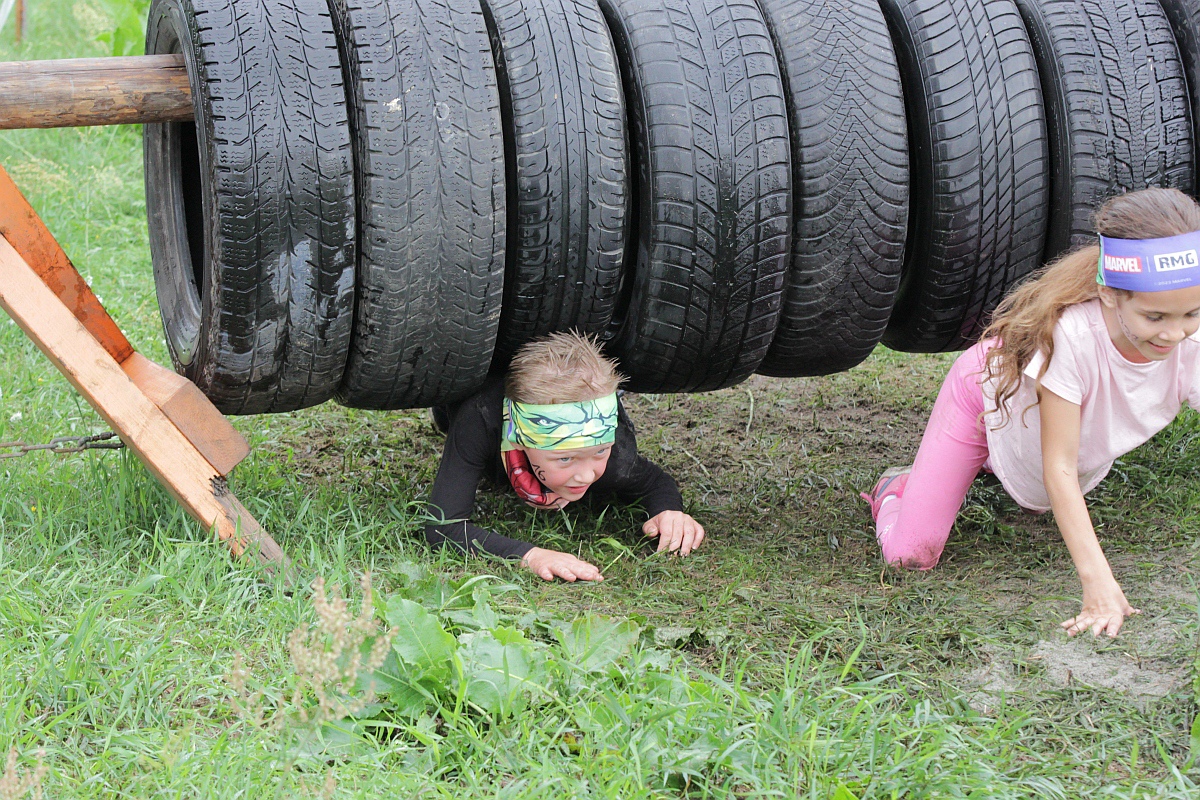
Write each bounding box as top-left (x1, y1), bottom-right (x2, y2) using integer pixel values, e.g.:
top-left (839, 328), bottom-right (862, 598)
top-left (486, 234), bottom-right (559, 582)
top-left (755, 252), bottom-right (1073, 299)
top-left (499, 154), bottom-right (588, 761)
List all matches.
top-left (503, 393), bottom-right (618, 451)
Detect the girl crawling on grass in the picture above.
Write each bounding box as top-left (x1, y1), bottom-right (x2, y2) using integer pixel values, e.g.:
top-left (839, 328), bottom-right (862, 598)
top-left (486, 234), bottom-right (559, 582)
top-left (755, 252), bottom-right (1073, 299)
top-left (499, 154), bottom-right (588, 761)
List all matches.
top-left (425, 331), bottom-right (705, 582)
top-left (862, 187), bottom-right (1200, 638)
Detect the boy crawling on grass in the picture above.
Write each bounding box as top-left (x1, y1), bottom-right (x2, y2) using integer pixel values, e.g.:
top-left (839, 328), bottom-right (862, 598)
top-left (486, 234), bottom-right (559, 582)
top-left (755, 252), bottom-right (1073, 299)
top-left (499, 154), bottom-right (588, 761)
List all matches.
top-left (425, 332), bottom-right (705, 581)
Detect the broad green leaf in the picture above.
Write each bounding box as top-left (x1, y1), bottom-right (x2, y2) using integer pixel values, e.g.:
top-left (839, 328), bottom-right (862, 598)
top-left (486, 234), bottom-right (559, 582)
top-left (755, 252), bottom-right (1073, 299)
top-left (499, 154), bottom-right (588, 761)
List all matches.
top-left (831, 785), bottom-right (859, 800)
top-left (411, 575), bottom-right (458, 612)
top-left (367, 650), bottom-right (438, 718)
top-left (554, 614), bottom-right (640, 673)
top-left (391, 561), bottom-right (429, 588)
top-left (386, 597), bottom-right (456, 682)
top-left (414, 573), bottom-right (498, 614)
top-left (471, 587), bottom-right (499, 629)
top-left (442, 585), bottom-right (500, 631)
top-left (1190, 714), bottom-right (1200, 763)
top-left (653, 625), bottom-right (696, 648)
top-left (701, 626), bottom-right (733, 646)
top-left (288, 717), bottom-right (371, 760)
top-left (459, 627), bottom-right (546, 717)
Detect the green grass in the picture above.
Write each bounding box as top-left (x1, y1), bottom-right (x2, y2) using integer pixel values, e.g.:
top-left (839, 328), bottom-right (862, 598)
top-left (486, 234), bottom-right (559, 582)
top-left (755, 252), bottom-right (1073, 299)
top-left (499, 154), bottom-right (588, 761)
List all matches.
top-left (2, 3), bottom-right (1200, 797)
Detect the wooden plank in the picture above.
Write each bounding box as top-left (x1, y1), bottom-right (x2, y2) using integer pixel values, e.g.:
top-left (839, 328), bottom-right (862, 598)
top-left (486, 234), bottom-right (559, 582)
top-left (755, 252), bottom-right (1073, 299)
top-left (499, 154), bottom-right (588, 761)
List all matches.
top-left (121, 353), bottom-right (250, 476)
top-left (0, 164), bottom-right (133, 362)
top-left (0, 165), bottom-right (249, 474)
top-left (0, 235), bottom-right (287, 568)
top-left (0, 55), bottom-right (193, 129)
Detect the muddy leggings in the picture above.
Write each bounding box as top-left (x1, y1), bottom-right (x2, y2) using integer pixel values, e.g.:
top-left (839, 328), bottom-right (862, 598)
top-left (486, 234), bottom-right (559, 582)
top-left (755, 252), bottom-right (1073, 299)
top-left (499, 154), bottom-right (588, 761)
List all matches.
top-left (876, 341), bottom-right (995, 569)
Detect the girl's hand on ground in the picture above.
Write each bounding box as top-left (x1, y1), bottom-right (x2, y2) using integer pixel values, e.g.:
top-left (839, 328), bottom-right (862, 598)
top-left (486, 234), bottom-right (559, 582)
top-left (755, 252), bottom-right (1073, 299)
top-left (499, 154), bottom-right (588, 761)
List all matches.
top-left (521, 547), bottom-right (604, 582)
top-left (1062, 580), bottom-right (1140, 637)
top-left (643, 511), bottom-right (706, 556)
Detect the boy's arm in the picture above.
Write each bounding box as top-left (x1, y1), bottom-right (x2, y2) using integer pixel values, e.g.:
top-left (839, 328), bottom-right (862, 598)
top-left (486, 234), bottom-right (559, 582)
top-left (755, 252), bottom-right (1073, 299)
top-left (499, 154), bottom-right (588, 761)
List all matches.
top-left (598, 413), bottom-right (684, 515)
top-left (623, 460), bottom-right (684, 517)
top-left (595, 411), bottom-right (707, 554)
top-left (1038, 386), bottom-right (1139, 637)
top-left (425, 404), bottom-right (534, 561)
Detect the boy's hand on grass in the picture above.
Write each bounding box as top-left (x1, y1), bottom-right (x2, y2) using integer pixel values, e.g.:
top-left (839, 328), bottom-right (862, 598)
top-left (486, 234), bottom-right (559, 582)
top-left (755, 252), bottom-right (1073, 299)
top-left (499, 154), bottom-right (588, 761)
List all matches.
top-left (1062, 579), bottom-right (1140, 638)
top-left (643, 511), bottom-right (705, 556)
top-left (521, 547), bottom-right (604, 582)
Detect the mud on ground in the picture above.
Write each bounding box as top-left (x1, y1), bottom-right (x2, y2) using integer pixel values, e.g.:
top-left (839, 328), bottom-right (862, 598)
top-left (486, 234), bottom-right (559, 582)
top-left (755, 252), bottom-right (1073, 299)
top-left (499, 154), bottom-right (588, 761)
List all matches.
top-left (262, 347), bottom-right (1200, 722)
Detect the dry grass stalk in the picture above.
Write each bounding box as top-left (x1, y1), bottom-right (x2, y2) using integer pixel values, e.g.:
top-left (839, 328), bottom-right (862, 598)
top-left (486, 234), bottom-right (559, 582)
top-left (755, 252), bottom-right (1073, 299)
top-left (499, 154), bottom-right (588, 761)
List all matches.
top-left (321, 770), bottom-right (337, 799)
top-left (228, 572), bottom-right (397, 730)
top-left (0, 748), bottom-right (47, 800)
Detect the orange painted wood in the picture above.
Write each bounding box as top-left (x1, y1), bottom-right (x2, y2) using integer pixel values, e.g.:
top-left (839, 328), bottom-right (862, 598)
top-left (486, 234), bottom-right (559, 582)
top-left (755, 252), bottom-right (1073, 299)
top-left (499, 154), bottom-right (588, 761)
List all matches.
top-left (0, 55), bottom-right (193, 129)
top-left (0, 164), bottom-right (134, 362)
top-left (0, 165), bottom-right (249, 475)
top-left (0, 235), bottom-right (286, 567)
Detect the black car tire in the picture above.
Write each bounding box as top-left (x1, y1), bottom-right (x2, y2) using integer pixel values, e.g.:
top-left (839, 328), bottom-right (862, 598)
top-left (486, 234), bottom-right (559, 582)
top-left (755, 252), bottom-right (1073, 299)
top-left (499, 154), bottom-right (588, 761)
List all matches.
top-left (756, 0), bottom-right (909, 377)
top-left (331, 0), bottom-right (507, 409)
top-left (1015, 0), bottom-right (1194, 261)
top-left (598, 0), bottom-right (793, 392)
top-left (482, 0), bottom-right (629, 362)
top-left (144, 0), bottom-right (356, 414)
top-left (879, 0), bottom-right (1050, 353)
top-left (1160, 0), bottom-right (1200, 196)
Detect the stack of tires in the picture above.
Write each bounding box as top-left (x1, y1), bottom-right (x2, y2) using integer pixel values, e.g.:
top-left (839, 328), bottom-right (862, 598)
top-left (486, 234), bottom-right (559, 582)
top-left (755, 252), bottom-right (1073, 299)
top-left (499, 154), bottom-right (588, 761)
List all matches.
top-left (142, 0), bottom-right (1199, 414)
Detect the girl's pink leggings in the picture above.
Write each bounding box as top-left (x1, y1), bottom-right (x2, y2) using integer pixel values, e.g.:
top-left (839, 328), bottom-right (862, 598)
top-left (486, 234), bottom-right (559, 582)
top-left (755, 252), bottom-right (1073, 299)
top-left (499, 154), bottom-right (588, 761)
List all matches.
top-left (876, 341), bottom-right (993, 569)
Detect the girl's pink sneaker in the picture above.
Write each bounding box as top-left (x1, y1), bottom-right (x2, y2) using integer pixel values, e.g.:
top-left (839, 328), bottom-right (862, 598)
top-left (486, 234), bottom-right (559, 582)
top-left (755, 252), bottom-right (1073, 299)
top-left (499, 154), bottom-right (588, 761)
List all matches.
top-left (860, 466), bottom-right (911, 522)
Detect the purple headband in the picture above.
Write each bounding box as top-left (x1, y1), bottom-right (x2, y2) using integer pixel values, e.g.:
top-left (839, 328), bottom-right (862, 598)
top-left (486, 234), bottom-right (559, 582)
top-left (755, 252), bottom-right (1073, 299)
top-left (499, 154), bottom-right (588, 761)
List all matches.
top-left (1098, 231), bottom-right (1200, 291)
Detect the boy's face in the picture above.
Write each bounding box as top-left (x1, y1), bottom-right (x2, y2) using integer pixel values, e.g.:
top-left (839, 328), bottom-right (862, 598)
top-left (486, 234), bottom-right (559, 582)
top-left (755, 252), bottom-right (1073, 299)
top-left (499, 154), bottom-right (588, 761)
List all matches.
top-left (522, 443), bottom-right (612, 500)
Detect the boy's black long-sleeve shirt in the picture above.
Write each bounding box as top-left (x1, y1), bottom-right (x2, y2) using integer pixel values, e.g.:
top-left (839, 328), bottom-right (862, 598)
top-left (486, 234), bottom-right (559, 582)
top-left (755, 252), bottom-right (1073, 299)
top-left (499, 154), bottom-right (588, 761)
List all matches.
top-left (424, 377), bottom-right (683, 559)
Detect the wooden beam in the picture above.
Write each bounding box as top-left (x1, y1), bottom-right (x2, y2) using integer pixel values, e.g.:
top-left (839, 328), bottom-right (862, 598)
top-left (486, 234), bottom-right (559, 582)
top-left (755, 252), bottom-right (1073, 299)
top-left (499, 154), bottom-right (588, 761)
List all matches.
top-left (0, 165), bottom-right (249, 475)
top-left (121, 352), bottom-right (249, 476)
top-left (0, 234), bottom-right (287, 568)
top-left (0, 164), bottom-right (134, 362)
top-left (0, 55), bottom-right (193, 130)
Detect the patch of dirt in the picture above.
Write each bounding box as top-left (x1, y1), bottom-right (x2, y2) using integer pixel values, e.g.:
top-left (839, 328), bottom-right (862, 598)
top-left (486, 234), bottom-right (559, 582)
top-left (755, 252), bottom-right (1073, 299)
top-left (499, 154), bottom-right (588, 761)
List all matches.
top-left (1144, 577), bottom-right (1200, 609)
top-left (1028, 637), bottom-right (1183, 697)
top-left (964, 645), bottom-right (1021, 700)
top-left (986, 589), bottom-right (1032, 614)
top-left (963, 629), bottom-right (1188, 712)
top-left (624, 371), bottom-right (938, 471)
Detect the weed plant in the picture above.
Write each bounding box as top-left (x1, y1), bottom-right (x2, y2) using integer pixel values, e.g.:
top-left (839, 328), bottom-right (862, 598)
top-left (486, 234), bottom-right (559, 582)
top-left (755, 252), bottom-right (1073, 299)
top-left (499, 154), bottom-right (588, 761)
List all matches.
top-left (1, 2), bottom-right (1199, 797)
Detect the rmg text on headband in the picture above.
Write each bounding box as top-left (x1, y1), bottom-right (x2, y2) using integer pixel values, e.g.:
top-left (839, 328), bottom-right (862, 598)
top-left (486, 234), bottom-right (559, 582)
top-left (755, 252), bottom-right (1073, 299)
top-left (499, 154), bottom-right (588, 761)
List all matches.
top-left (1098, 231), bottom-right (1200, 292)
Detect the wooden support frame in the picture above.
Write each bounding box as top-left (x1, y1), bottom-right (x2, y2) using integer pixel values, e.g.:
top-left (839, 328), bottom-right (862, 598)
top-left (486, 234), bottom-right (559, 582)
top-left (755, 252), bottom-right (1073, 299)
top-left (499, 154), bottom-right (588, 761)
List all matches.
top-left (0, 166), bottom-right (249, 474)
top-left (0, 168), bottom-right (289, 570)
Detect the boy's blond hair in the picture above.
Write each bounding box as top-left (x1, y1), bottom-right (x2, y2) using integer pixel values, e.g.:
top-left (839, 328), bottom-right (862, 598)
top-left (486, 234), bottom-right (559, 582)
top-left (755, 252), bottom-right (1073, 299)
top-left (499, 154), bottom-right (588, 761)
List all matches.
top-left (504, 332), bottom-right (623, 404)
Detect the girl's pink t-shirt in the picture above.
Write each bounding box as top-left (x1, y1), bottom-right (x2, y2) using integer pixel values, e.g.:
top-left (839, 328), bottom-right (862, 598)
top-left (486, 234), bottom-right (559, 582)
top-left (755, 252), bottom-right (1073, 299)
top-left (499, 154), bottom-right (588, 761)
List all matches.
top-left (982, 299), bottom-right (1200, 511)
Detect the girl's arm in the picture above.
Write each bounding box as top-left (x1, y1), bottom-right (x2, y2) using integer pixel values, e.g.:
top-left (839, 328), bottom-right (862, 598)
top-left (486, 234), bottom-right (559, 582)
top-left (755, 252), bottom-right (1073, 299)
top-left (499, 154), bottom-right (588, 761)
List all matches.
top-left (1038, 386), bottom-right (1140, 637)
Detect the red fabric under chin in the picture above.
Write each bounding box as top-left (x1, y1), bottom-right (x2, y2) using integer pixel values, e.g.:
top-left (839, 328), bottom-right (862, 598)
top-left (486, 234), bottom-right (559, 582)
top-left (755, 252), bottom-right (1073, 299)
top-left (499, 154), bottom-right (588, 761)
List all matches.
top-left (502, 449), bottom-right (563, 509)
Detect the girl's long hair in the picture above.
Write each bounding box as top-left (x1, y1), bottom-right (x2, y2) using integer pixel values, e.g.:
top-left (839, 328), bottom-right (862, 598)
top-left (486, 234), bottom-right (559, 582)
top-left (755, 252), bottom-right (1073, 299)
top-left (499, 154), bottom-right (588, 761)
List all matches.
top-left (983, 187), bottom-right (1200, 425)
